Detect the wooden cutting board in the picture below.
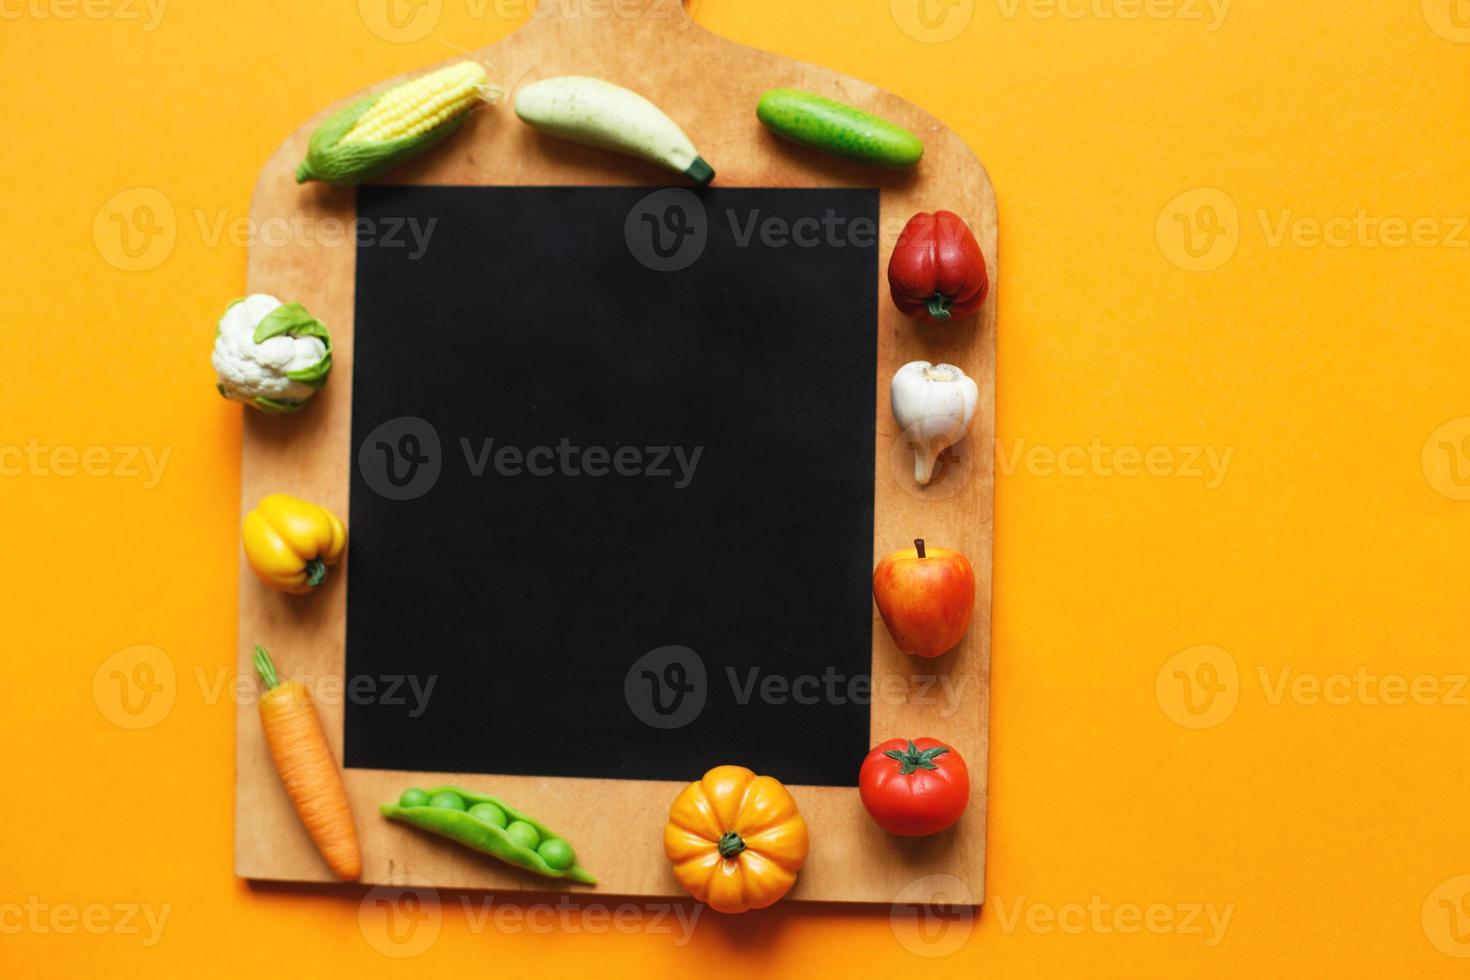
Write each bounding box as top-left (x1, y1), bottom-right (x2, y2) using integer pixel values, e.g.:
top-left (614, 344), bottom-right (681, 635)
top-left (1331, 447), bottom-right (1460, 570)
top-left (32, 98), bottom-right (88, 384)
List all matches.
top-left (236, 0), bottom-right (995, 905)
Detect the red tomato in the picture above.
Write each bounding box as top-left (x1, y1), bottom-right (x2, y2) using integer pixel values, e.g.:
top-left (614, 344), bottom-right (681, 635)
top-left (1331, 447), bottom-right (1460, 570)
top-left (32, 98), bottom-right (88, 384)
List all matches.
top-left (858, 737), bottom-right (970, 837)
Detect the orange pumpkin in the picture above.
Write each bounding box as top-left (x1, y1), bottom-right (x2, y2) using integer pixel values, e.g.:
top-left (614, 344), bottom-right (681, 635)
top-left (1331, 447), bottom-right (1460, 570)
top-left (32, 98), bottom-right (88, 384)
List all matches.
top-left (663, 765), bottom-right (809, 913)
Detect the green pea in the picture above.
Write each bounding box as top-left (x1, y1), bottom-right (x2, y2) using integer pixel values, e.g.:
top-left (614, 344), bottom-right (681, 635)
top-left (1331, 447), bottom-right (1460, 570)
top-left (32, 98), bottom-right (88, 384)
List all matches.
top-left (467, 802), bottom-right (508, 828)
top-left (505, 820), bottom-right (540, 849)
top-left (429, 790), bottom-right (466, 811)
top-left (536, 838), bottom-right (575, 871)
top-left (398, 788), bottom-right (431, 808)
top-left (383, 785), bottom-right (595, 884)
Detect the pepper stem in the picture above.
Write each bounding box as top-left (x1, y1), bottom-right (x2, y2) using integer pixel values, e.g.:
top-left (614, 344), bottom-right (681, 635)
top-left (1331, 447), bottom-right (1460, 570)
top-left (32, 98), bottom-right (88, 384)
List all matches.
top-left (253, 645), bottom-right (280, 690)
top-left (305, 558), bottom-right (327, 588)
top-left (717, 831), bottom-right (746, 859)
top-left (914, 538), bottom-right (927, 559)
top-left (926, 293), bottom-right (953, 320)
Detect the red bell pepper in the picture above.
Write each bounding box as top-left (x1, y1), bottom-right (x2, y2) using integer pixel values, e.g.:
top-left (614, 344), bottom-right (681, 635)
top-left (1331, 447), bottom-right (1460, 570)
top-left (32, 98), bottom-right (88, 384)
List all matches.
top-left (887, 210), bottom-right (989, 322)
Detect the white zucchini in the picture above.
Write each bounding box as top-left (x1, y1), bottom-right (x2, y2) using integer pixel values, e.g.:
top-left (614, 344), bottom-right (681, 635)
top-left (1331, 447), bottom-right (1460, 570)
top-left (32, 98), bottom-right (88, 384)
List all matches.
top-left (513, 76), bottom-right (714, 185)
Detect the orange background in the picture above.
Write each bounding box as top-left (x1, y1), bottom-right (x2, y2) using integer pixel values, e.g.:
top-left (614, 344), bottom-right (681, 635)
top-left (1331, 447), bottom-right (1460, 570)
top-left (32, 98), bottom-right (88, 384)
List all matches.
top-left (5, 0), bottom-right (1470, 975)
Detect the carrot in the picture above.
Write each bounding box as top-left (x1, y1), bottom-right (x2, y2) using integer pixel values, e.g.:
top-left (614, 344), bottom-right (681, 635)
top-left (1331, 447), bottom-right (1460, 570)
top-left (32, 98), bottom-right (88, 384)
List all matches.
top-left (253, 646), bottom-right (362, 880)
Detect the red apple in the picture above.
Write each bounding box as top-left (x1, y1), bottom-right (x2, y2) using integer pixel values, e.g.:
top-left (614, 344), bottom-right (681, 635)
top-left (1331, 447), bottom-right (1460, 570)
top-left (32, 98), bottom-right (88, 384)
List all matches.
top-left (872, 539), bottom-right (975, 658)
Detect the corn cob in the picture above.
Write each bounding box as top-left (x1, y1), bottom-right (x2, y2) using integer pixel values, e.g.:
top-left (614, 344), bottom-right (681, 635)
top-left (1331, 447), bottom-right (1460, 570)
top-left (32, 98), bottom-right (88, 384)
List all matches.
top-left (296, 61), bottom-right (499, 186)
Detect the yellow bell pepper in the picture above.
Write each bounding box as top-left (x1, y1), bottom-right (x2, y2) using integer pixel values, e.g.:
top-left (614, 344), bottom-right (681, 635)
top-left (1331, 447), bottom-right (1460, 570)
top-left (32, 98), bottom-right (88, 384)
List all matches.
top-left (242, 493), bottom-right (347, 594)
top-left (663, 765), bottom-right (809, 913)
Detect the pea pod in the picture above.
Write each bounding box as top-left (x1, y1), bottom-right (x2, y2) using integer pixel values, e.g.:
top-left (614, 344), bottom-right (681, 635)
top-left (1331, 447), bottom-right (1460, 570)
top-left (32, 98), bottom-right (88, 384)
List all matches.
top-left (381, 786), bottom-right (595, 885)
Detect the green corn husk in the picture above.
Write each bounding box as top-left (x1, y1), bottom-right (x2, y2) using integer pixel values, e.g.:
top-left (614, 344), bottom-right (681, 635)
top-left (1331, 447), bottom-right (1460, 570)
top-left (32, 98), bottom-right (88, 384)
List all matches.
top-left (295, 94), bottom-right (471, 186)
top-left (295, 62), bottom-right (495, 186)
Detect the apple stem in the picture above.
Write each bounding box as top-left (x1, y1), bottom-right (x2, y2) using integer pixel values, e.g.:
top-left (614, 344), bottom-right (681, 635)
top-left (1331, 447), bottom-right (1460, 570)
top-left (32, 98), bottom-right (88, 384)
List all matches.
top-left (914, 538), bottom-right (926, 559)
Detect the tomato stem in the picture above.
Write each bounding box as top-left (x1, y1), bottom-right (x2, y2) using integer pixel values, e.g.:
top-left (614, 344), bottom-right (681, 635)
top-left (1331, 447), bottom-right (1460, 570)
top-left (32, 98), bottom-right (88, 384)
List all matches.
top-left (884, 739), bottom-right (950, 775)
top-left (717, 831), bottom-right (746, 859)
top-left (926, 293), bottom-right (953, 320)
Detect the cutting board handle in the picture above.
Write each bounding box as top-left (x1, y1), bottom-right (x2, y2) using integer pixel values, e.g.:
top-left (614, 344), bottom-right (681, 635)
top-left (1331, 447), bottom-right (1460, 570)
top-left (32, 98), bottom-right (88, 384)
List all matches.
top-left (517, 0), bottom-right (699, 40)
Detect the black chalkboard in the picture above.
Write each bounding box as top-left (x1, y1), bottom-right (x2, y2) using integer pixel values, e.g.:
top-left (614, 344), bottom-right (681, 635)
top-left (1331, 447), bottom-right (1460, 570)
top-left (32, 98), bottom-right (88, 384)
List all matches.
top-left (344, 185), bottom-right (877, 786)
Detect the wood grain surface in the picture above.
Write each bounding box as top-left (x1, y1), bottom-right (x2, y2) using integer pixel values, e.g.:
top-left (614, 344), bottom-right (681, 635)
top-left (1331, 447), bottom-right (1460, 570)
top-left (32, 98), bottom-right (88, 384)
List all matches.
top-left (237, 0), bottom-right (996, 905)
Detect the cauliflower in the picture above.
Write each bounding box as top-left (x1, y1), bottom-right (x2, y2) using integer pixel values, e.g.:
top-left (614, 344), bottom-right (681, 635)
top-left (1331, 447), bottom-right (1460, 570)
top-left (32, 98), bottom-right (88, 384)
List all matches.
top-left (212, 294), bottom-right (333, 413)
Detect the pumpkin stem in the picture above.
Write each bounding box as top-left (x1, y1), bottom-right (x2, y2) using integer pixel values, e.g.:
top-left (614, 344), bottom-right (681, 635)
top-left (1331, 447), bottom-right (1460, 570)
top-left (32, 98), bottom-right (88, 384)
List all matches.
top-left (717, 831), bottom-right (746, 859)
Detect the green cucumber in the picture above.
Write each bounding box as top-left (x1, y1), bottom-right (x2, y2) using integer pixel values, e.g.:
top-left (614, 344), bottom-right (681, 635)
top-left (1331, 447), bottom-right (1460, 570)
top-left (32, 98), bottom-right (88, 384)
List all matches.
top-left (756, 88), bottom-right (924, 169)
top-left (514, 76), bottom-right (715, 185)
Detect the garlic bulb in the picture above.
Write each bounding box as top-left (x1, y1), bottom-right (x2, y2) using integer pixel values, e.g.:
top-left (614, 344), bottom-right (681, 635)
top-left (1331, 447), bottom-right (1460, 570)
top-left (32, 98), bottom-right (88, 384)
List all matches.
top-left (890, 361), bottom-right (979, 485)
